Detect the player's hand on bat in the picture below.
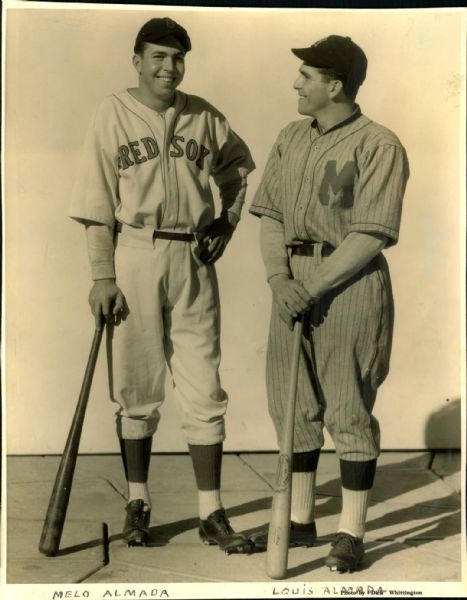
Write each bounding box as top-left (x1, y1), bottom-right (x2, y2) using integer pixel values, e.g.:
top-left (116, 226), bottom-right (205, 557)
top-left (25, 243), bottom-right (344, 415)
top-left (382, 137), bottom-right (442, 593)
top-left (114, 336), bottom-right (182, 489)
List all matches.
top-left (199, 213), bottom-right (236, 264)
top-left (278, 307), bottom-right (294, 331)
top-left (89, 279), bottom-right (128, 330)
top-left (268, 274), bottom-right (313, 330)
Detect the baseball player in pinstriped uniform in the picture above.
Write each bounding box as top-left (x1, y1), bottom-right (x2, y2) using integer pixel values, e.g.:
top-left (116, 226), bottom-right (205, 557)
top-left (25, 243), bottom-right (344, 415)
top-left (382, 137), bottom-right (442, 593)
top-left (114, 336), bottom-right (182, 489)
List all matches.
top-left (250, 35), bottom-right (409, 571)
top-left (70, 17), bottom-right (255, 552)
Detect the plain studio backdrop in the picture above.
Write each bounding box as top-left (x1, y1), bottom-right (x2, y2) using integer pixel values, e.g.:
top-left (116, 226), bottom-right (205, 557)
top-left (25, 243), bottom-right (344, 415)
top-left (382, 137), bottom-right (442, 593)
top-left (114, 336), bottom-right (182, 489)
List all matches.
top-left (5, 5), bottom-right (464, 454)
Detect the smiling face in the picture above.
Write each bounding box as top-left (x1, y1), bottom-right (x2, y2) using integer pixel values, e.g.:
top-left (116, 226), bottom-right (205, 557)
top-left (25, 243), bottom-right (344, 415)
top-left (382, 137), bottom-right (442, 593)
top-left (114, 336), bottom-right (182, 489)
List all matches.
top-left (293, 64), bottom-right (337, 118)
top-left (133, 37), bottom-right (186, 110)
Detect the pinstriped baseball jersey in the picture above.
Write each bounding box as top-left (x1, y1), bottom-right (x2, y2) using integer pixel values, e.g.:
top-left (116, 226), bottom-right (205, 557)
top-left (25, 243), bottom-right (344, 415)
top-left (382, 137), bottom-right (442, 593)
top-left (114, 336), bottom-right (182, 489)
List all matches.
top-left (250, 106), bottom-right (409, 462)
top-left (70, 90), bottom-right (255, 230)
top-left (266, 251), bottom-right (392, 461)
top-left (249, 106), bottom-right (409, 246)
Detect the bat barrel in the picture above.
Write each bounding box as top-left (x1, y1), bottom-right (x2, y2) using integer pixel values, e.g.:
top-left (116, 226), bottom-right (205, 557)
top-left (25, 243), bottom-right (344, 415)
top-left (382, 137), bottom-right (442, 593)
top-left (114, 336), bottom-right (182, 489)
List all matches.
top-left (266, 318), bottom-right (303, 579)
top-left (39, 327), bottom-right (103, 556)
top-left (266, 453), bottom-right (293, 579)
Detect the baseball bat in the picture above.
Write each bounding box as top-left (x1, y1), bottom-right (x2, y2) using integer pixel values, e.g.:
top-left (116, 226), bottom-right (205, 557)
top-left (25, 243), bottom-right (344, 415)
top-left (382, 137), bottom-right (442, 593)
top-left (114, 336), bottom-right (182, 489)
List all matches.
top-left (39, 325), bottom-right (104, 557)
top-left (267, 317), bottom-right (303, 579)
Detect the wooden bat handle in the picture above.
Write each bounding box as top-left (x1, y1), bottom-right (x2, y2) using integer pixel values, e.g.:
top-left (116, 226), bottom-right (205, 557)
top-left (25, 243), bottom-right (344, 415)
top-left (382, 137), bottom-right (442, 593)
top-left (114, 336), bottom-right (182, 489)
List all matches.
top-left (39, 326), bottom-right (104, 556)
top-left (267, 318), bottom-right (303, 579)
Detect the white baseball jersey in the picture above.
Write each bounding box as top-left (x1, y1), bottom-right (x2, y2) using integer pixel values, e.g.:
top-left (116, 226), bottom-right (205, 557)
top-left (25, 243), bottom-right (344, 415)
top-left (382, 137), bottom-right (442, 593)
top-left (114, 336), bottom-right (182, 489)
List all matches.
top-left (70, 90), bottom-right (255, 230)
top-left (70, 90), bottom-right (255, 442)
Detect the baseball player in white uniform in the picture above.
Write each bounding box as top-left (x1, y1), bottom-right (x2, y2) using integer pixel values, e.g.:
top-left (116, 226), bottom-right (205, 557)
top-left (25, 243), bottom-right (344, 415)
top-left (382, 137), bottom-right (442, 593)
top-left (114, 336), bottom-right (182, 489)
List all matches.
top-left (70, 17), bottom-right (255, 552)
top-left (249, 35), bottom-right (409, 571)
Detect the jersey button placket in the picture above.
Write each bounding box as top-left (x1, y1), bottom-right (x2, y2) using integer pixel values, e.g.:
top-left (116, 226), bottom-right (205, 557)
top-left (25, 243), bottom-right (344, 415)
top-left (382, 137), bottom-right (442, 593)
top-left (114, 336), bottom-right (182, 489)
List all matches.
top-left (165, 161), bottom-right (173, 224)
top-left (304, 136), bottom-right (326, 239)
top-left (296, 144), bottom-right (317, 240)
top-left (163, 113), bottom-right (178, 229)
top-left (165, 160), bottom-right (177, 227)
top-left (158, 113), bottom-right (170, 227)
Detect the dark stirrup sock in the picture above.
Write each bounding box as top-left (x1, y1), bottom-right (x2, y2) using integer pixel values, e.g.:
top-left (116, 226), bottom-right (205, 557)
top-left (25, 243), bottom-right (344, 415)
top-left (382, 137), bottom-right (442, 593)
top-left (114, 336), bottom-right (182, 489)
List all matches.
top-left (119, 436), bottom-right (153, 483)
top-left (292, 449), bottom-right (321, 473)
top-left (188, 443), bottom-right (222, 490)
top-left (340, 458), bottom-right (377, 491)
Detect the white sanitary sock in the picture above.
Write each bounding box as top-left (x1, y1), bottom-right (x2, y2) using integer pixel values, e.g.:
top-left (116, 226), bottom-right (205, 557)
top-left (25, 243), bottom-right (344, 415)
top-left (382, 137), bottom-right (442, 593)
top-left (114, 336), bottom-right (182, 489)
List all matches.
top-left (291, 471), bottom-right (317, 524)
top-left (338, 488), bottom-right (371, 539)
top-left (127, 481), bottom-right (151, 509)
top-left (198, 489), bottom-right (222, 520)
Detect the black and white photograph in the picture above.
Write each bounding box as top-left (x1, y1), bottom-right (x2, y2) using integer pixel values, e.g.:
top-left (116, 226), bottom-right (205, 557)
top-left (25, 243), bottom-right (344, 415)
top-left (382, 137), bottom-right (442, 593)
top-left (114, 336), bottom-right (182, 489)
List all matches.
top-left (2, 2), bottom-right (465, 599)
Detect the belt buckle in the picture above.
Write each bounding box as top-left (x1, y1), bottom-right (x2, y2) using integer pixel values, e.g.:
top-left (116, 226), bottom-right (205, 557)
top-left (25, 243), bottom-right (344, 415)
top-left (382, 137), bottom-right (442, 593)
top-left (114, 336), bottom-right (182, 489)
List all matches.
top-left (314, 242), bottom-right (323, 262)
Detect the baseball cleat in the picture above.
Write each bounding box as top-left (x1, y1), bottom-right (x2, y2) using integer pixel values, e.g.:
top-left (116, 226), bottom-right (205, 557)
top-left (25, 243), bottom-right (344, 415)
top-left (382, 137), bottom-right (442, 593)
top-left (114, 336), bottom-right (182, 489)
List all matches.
top-left (199, 508), bottom-right (255, 554)
top-left (325, 532), bottom-right (364, 572)
top-left (122, 499), bottom-right (151, 547)
top-left (251, 520), bottom-right (317, 552)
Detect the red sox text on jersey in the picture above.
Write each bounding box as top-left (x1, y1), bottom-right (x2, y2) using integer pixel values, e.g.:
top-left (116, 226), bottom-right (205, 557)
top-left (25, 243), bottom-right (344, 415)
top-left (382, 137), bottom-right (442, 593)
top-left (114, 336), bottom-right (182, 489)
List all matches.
top-left (117, 135), bottom-right (211, 171)
top-left (71, 90), bottom-right (253, 232)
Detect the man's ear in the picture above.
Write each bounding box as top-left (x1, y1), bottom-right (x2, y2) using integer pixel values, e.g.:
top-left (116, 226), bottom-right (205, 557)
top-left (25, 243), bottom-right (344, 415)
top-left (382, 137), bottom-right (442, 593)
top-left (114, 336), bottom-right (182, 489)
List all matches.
top-left (132, 54), bottom-right (142, 75)
top-left (329, 78), bottom-right (344, 99)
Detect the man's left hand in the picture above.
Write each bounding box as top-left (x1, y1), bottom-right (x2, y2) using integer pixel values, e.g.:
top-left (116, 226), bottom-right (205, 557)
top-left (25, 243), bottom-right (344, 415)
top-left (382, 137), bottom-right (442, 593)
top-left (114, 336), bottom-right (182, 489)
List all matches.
top-left (199, 214), bottom-right (236, 264)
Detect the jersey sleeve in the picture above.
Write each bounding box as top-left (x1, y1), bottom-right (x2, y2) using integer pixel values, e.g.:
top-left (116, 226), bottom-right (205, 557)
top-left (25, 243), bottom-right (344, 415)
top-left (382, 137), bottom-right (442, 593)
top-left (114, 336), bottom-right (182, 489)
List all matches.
top-left (249, 128), bottom-right (286, 223)
top-left (350, 142), bottom-right (409, 246)
top-left (69, 103), bottom-right (119, 227)
top-left (210, 116), bottom-right (255, 186)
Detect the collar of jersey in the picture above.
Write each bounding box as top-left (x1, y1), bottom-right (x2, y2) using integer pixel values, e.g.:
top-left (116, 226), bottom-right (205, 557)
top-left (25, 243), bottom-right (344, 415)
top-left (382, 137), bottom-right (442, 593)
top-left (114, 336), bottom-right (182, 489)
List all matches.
top-left (311, 103), bottom-right (362, 135)
top-left (118, 89), bottom-right (188, 121)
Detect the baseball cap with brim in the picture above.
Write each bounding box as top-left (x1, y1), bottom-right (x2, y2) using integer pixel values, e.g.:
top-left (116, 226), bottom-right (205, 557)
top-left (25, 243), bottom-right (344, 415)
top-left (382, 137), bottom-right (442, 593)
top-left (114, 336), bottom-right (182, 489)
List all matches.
top-left (134, 17), bottom-right (191, 53)
top-left (292, 35), bottom-right (367, 86)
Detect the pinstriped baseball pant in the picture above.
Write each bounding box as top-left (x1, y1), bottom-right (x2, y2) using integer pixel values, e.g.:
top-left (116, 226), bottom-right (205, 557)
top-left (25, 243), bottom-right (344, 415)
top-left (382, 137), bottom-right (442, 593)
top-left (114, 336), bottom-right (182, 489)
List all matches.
top-left (266, 250), bottom-right (394, 462)
top-left (106, 225), bottom-right (228, 442)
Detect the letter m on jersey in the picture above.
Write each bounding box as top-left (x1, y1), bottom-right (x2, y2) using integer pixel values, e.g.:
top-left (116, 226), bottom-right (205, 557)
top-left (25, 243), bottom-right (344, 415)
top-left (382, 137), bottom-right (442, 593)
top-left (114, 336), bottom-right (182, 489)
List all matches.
top-left (319, 160), bottom-right (357, 208)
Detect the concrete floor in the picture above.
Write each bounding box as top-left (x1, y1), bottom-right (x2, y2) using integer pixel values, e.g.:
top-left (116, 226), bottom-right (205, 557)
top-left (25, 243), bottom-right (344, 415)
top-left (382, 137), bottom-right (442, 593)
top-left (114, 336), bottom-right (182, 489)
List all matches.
top-left (6, 451), bottom-right (462, 590)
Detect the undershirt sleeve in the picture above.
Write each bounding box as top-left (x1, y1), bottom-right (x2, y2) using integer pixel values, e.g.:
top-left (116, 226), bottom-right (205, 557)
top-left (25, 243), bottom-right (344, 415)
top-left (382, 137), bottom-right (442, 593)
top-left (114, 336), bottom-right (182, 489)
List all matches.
top-left (219, 178), bottom-right (248, 224)
top-left (303, 231), bottom-right (387, 298)
top-left (260, 215), bottom-right (291, 281)
top-left (85, 223), bottom-right (116, 281)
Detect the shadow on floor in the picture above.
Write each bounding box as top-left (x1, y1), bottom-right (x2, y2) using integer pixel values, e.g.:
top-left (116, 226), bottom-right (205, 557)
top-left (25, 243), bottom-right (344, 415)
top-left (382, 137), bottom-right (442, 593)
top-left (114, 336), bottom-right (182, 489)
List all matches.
top-left (287, 508), bottom-right (461, 578)
top-left (57, 449), bottom-right (460, 562)
top-left (425, 398), bottom-right (461, 450)
top-left (56, 496), bottom-right (273, 555)
top-left (240, 450), bottom-right (462, 572)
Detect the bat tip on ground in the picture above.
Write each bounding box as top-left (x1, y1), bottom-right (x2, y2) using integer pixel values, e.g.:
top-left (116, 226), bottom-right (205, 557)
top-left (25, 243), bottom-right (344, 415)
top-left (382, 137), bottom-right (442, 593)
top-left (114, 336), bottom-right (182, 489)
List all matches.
top-left (266, 569), bottom-right (288, 580)
top-left (38, 544), bottom-right (58, 557)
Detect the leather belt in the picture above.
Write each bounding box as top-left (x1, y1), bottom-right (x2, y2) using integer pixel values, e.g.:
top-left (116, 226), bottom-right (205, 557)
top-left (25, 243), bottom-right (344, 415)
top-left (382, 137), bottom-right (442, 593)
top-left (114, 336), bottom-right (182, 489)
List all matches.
top-left (153, 230), bottom-right (196, 242)
top-left (115, 222), bottom-right (197, 242)
top-left (291, 242), bottom-right (335, 257)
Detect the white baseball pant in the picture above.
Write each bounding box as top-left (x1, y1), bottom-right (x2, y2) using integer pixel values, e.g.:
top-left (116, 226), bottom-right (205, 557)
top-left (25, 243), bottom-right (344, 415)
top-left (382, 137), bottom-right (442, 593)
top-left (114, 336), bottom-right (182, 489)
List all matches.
top-left (107, 224), bottom-right (228, 442)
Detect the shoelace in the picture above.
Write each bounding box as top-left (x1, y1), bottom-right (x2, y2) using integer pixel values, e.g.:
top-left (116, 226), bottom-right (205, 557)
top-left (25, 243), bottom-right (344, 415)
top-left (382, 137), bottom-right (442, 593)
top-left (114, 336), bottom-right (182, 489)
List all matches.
top-left (210, 509), bottom-right (233, 535)
top-left (332, 533), bottom-right (355, 551)
top-left (127, 504), bottom-right (148, 527)
top-left (129, 514), bottom-right (144, 526)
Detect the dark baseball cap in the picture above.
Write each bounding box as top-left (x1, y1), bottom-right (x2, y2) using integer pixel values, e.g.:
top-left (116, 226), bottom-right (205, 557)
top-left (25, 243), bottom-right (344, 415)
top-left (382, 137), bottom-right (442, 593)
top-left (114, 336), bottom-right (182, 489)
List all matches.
top-left (134, 17), bottom-right (191, 53)
top-left (292, 35), bottom-right (367, 86)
